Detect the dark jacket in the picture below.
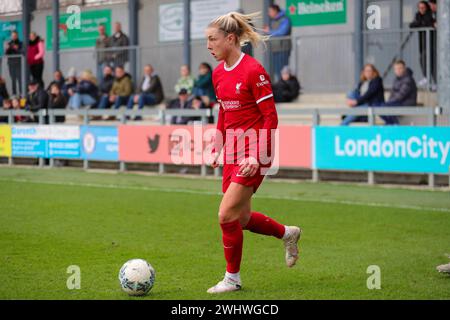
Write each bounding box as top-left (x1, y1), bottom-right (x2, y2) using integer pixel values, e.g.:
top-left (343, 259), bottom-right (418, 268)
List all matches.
top-left (110, 31), bottom-right (129, 65)
top-left (167, 98), bottom-right (193, 125)
top-left (0, 82), bottom-right (9, 100)
top-left (62, 79), bottom-right (78, 98)
top-left (389, 68), bottom-right (417, 106)
top-left (48, 93), bottom-right (67, 123)
top-left (47, 77), bottom-right (66, 92)
top-left (75, 80), bottom-right (99, 100)
top-left (410, 10), bottom-right (435, 28)
top-left (100, 74), bottom-right (115, 95)
top-left (194, 72), bottom-right (215, 102)
top-left (26, 88), bottom-right (49, 120)
top-left (356, 77), bottom-right (385, 106)
top-left (273, 76), bottom-right (301, 103)
top-left (5, 39), bottom-right (23, 66)
top-left (137, 74), bottom-right (164, 104)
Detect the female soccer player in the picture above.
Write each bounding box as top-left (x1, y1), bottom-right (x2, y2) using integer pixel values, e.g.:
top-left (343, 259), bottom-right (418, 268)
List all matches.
top-left (206, 12), bottom-right (302, 294)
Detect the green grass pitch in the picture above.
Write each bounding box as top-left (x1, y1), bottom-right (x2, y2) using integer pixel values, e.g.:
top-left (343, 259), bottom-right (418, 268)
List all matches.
top-left (0, 166), bottom-right (449, 300)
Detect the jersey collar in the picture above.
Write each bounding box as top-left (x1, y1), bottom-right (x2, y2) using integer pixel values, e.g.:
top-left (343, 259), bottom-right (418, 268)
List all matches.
top-left (224, 52), bottom-right (245, 72)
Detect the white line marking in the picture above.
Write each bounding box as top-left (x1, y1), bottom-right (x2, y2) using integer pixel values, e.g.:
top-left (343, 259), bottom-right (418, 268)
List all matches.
top-left (0, 178), bottom-right (449, 213)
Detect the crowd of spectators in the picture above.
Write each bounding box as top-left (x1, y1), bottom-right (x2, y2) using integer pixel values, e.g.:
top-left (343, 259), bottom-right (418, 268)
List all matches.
top-left (0, 1), bottom-right (440, 126)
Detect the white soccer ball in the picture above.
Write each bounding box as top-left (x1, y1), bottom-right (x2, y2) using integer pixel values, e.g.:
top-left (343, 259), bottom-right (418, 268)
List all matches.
top-left (118, 259), bottom-right (155, 296)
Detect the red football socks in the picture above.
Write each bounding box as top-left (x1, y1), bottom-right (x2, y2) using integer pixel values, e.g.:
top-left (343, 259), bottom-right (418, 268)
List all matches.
top-left (243, 212), bottom-right (286, 239)
top-left (220, 220), bottom-right (243, 273)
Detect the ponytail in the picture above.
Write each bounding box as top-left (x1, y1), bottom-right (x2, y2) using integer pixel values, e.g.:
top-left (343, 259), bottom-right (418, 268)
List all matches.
top-left (208, 11), bottom-right (268, 48)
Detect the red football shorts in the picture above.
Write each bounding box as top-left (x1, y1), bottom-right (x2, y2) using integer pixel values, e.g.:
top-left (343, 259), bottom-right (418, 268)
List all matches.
top-left (222, 163), bottom-right (266, 194)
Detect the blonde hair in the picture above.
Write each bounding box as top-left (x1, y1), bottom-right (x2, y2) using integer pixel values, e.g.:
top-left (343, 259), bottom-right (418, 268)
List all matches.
top-left (81, 69), bottom-right (97, 85)
top-left (208, 11), bottom-right (268, 48)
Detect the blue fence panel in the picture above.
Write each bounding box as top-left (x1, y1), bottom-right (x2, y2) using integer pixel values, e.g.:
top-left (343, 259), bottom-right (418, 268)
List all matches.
top-left (80, 126), bottom-right (119, 161)
top-left (315, 126), bottom-right (450, 174)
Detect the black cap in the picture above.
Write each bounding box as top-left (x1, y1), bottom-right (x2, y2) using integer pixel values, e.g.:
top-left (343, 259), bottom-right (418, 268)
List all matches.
top-left (178, 88), bottom-right (188, 95)
top-left (29, 79), bottom-right (39, 86)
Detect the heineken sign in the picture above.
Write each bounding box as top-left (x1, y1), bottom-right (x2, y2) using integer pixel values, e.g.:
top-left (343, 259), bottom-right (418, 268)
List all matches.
top-left (286, 0), bottom-right (347, 27)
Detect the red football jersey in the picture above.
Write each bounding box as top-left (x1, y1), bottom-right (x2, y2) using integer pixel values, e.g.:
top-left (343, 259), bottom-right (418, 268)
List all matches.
top-left (213, 53), bottom-right (278, 165)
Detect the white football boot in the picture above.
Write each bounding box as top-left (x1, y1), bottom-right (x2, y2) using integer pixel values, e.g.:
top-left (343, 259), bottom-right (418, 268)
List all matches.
top-left (283, 226), bottom-right (302, 268)
top-left (437, 263), bottom-right (450, 274)
top-left (207, 276), bottom-right (242, 294)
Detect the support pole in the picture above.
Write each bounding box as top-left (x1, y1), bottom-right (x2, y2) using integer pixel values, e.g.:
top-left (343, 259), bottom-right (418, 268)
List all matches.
top-left (183, 0), bottom-right (191, 68)
top-left (128, 0), bottom-right (139, 82)
top-left (438, 0), bottom-right (450, 112)
top-left (354, 0), bottom-right (364, 87)
top-left (52, 0), bottom-right (60, 74)
top-left (21, 0), bottom-right (33, 90)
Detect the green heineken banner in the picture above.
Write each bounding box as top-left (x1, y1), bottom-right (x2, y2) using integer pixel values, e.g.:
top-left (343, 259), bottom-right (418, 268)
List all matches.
top-left (46, 9), bottom-right (111, 50)
top-left (286, 0), bottom-right (347, 27)
top-left (0, 21), bottom-right (23, 56)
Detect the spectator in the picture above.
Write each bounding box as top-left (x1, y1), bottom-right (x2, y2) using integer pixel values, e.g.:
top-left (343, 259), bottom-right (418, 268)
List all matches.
top-left (237, 8), bottom-right (254, 57)
top-left (25, 80), bottom-right (49, 123)
top-left (381, 60), bottom-right (418, 125)
top-left (27, 32), bottom-right (45, 88)
top-left (127, 64), bottom-right (164, 120)
top-left (99, 65), bottom-right (115, 96)
top-left (68, 70), bottom-right (99, 110)
top-left (110, 22), bottom-right (129, 68)
top-left (341, 64), bottom-right (385, 126)
top-left (5, 30), bottom-right (23, 95)
top-left (98, 66), bottom-right (133, 111)
top-left (0, 77), bottom-right (9, 107)
top-left (46, 70), bottom-right (65, 92)
top-left (273, 66), bottom-right (301, 103)
top-left (429, 0), bottom-right (437, 24)
top-left (174, 64), bottom-right (195, 95)
top-left (10, 96), bottom-right (25, 123)
top-left (95, 24), bottom-right (111, 84)
top-left (0, 99), bottom-right (12, 123)
top-left (48, 84), bottom-right (67, 123)
top-left (62, 68), bottom-right (78, 99)
top-left (193, 62), bottom-right (215, 106)
top-left (168, 88), bottom-right (193, 125)
top-left (410, 1), bottom-right (436, 87)
top-left (264, 4), bottom-right (292, 82)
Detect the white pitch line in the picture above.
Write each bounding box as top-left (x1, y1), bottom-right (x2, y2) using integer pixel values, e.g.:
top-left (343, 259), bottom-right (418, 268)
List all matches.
top-left (1, 177), bottom-right (449, 213)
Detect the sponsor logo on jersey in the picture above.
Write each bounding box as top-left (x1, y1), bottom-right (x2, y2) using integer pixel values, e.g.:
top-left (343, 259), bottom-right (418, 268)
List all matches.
top-left (257, 74), bottom-right (270, 87)
top-left (221, 100), bottom-right (241, 110)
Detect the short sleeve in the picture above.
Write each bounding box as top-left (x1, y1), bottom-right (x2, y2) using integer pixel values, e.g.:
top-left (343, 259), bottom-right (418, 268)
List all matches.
top-left (250, 64), bottom-right (274, 105)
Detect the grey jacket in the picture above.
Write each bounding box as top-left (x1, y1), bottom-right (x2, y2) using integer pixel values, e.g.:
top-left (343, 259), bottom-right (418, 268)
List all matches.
top-left (388, 68), bottom-right (417, 106)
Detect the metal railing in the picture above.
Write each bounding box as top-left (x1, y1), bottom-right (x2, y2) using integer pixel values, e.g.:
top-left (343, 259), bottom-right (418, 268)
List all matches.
top-left (363, 27), bottom-right (437, 91)
top-left (1, 106), bottom-right (449, 186)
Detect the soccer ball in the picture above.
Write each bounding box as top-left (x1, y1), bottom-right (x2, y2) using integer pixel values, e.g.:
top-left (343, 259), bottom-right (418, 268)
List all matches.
top-left (118, 259), bottom-right (155, 296)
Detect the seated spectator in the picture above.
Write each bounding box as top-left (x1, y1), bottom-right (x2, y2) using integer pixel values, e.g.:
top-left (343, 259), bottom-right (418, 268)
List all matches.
top-left (127, 64), bottom-right (164, 120)
top-left (46, 70), bottom-right (65, 92)
top-left (381, 60), bottom-right (417, 125)
top-left (25, 80), bottom-right (49, 123)
top-left (68, 70), bottom-right (99, 110)
top-left (62, 67), bottom-right (78, 98)
top-left (174, 64), bottom-right (195, 95)
top-left (48, 83), bottom-right (67, 123)
top-left (273, 66), bottom-right (301, 103)
top-left (0, 99), bottom-right (12, 123)
top-left (193, 62), bottom-right (215, 106)
top-left (98, 66), bottom-right (133, 111)
top-left (167, 88), bottom-right (193, 125)
top-left (10, 96), bottom-right (25, 123)
top-left (99, 65), bottom-right (115, 97)
top-left (341, 64), bottom-right (385, 126)
top-left (0, 77), bottom-right (9, 107)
